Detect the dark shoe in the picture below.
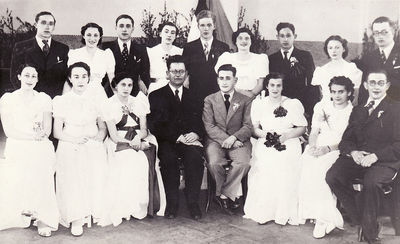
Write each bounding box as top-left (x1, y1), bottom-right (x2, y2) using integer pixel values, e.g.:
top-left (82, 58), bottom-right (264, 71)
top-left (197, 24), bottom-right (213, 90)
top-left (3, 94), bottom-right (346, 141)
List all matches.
top-left (230, 198), bottom-right (241, 210)
top-left (358, 223), bottom-right (382, 243)
top-left (366, 237), bottom-right (382, 244)
top-left (164, 211), bottom-right (176, 219)
top-left (188, 204), bottom-right (202, 220)
top-left (214, 196), bottom-right (233, 215)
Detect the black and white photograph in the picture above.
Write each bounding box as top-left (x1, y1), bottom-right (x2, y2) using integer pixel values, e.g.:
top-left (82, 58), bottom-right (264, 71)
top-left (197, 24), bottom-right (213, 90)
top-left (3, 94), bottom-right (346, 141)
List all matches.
top-left (0, 0), bottom-right (400, 243)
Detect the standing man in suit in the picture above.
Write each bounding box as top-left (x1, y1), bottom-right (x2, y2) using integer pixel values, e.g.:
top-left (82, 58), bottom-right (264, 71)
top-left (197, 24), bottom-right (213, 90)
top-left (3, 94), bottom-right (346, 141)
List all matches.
top-left (326, 69), bottom-right (400, 244)
top-left (358, 16), bottom-right (400, 104)
top-left (202, 64), bottom-right (252, 214)
top-left (148, 55), bottom-right (204, 220)
top-left (102, 14), bottom-right (150, 96)
top-left (183, 10), bottom-right (229, 103)
top-left (269, 22), bottom-right (317, 119)
top-left (10, 11), bottom-right (69, 98)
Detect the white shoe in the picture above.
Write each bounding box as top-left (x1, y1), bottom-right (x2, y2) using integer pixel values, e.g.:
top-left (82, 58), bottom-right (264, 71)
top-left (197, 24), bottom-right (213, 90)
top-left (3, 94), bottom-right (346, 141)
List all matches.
top-left (313, 222), bottom-right (327, 239)
top-left (71, 220), bottom-right (84, 237)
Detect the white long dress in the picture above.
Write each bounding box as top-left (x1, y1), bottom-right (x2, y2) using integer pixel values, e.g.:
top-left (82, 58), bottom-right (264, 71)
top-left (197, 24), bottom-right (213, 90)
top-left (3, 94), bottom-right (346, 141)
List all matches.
top-left (147, 44), bottom-right (183, 94)
top-left (0, 91), bottom-right (59, 230)
top-left (53, 91), bottom-right (108, 227)
top-left (244, 96), bottom-right (307, 225)
top-left (311, 61), bottom-right (362, 101)
top-left (298, 100), bottom-right (353, 228)
top-left (68, 47), bottom-right (115, 104)
top-left (99, 93), bottom-right (151, 226)
top-left (215, 52), bottom-right (269, 91)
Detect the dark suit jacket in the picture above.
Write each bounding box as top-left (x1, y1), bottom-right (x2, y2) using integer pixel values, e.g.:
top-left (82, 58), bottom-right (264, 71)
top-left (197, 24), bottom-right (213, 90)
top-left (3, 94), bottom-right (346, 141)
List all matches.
top-left (339, 96), bottom-right (400, 170)
top-left (202, 91), bottom-right (252, 145)
top-left (182, 38), bottom-right (229, 101)
top-left (147, 84), bottom-right (204, 144)
top-left (10, 38), bottom-right (69, 98)
top-left (357, 43), bottom-right (400, 104)
top-left (102, 40), bottom-right (150, 88)
top-left (269, 47), bottom-right (317, 115)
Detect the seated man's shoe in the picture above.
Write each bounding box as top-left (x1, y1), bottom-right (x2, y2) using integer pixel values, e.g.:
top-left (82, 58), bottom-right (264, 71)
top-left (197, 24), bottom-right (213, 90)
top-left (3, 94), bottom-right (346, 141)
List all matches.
top-left (214, 196), bottom-right (233, 215)
top-left (188, 204), bottom-right (202, 220)
top-left (357, 226), bottom-right (364, 242)
top-left (230, 198), bottom-right (241, 210)
top-left (365, 237), bottom-right (382, 244)
top-left (164, 205), bottom-right (178, 219)
top-left (313, 221), bottom-right (327, 239)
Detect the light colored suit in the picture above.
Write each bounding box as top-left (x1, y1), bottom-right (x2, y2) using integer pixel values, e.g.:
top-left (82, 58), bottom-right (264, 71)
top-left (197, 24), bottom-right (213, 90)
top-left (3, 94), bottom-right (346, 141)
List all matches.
top-left (202, 90), bottom-right (252, 200)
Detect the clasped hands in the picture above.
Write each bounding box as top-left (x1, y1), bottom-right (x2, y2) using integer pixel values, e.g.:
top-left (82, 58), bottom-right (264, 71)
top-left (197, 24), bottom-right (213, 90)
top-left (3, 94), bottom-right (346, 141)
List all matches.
top-left (177, 132), bottom-right (201, 145)
top-left (308, 145), bottom-right (330, 157)
top-left (221, 135), bottom-right (243, 149)
top-left (350, 150), bottom-right (378, 167)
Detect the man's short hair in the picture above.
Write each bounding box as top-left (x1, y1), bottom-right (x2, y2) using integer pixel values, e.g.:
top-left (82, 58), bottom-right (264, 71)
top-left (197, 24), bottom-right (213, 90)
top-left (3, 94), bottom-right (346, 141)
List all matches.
top-left (372, 16), bottom-right (395, 29)
top-left (196, 10), bottom-right (216, 25)
top-left (166, 55), bottom-right (186, 70)
top-left (217, 64), bottom-right (237, 77)
top-left (276, 22), bottom-right (295, 34)
top-left (366, 68), bottom-right (388, 81)
top-left (115, 14), bottom-right (134, 26)
top-left (35, 11), bottom-right (56, 24)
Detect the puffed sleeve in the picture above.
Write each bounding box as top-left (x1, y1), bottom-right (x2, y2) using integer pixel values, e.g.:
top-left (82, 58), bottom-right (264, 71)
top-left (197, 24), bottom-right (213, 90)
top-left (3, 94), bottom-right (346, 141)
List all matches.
top-left (67, 49), bottom-right (78, 67)
top-left (250, 96), bottom-right (263, 124)
top-left (104, 48), bottom-right (116, 76)
top-left (310, 101), bottom-right (324, 130)
top-left (133, 91), bottom-right (150, 116)
top-left (52, 95), bottom-right (66, 118)
top-left (0, 93), bottom-right (10, 115)
top-left (102, 98), bottom-right (116, 122)
top-left (39, 92), bottom-right (52, 113)
top-left (311, 66), bottom-right (323, 86)
top-left (255, 54), bottom-right (269, 78)
top-left (214, 52), bottom-right (230, 73)
top-left (288, 98), bottom-right (307, 127)
top-left (348, 62), bottom-right (362, 89)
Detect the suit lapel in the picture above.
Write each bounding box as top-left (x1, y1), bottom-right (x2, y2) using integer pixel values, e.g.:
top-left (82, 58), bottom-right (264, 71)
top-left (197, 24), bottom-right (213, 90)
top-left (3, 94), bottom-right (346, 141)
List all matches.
top-left (366, 97), bottom-right (389, 124)
top-left (194, 39), bottom-right (207, 62)
top-left (215, 92), bottom-right (228, 120)
top-left (46, 40), bottom-right (59, 68)
top-left (386, 44), bottom-right (400, 66)
top-left (226, 92), bottom-right (240, 123)
top-left (29, 39), bottom-right (47, 70)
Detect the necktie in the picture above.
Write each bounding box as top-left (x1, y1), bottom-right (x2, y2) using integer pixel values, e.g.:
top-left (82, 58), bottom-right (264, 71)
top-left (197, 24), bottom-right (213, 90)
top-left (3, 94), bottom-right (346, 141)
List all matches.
top-left (122, 43), bottom-right (129, 66)
top-left (365, 100), bottom-right (375, 115)
top-left (42, 40), bottom-right (50, 56)
top-left (224, 94), bottom-right (230, 112)
top-left (174, 89), bottom-right (180, 102)
top-left (204, 42), bottom-right (209, 61)
top-left (284, 51), bottom-right (289, 61)
top-left (381, 50), bottom-right (386, 64)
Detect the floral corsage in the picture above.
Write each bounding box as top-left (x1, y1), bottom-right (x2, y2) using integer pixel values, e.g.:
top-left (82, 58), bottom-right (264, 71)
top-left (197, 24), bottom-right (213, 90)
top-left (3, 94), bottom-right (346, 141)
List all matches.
top-left (274, 106), bottom-right (288, 117)
top-left (264, 132), bottom-right (286, 151)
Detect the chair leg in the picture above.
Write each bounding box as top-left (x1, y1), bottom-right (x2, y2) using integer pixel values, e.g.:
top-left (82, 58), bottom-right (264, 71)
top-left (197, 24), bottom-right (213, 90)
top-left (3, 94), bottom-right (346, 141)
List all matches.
top-left (205, 169), bottom-right (214, 213)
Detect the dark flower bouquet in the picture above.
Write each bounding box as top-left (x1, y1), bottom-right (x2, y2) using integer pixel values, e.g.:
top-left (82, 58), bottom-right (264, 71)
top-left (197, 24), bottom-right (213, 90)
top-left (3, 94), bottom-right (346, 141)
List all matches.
top-left (264, 132), bottom-right (286, 151)
top-left (273, 106), bottom-right (288, 117)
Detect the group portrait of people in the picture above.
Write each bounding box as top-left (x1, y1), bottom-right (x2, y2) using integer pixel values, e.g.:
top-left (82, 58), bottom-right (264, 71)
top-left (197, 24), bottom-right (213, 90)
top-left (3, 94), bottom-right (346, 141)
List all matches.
top-left (0, 8), bottom-right (399, 244)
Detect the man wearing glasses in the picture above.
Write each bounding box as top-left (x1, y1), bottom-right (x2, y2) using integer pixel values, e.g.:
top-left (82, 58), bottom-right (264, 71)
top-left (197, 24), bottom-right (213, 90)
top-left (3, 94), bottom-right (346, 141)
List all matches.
top-left (358, 16), bottom-right (400, 104)
top-left (326, 69), bottom-right (400, 244)
top-left (148, 55), bottom-right (204, 220)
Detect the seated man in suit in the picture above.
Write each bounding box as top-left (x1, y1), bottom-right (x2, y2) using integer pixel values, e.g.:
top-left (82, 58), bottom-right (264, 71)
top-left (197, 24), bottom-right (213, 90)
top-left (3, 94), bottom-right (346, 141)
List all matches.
top-left (148, 55), bottom-right (204, 220)
top-left (183, 10), bottom-right (229, 102)
top-left (10, 11), bottom-right (69, 98)
top-left (326, 69), bottom-right (400, 244)
top-left (357, 16), bottom-right (400, 104)
top-left (269, 22), bottom-right (317, 120)
top-left (202, 64), bottom-right (252, 214)
top-left (102, 14), bottom-right (150, 96)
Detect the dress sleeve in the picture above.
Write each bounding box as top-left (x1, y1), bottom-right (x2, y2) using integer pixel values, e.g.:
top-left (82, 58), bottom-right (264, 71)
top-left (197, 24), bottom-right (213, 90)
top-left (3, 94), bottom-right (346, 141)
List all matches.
top-left (133, 92), bottom-right (150, 116)
top-left (67, 49), bottom-right (78, 67)
top-left (288, 98), bottom-right (307, 127)
top-left (214, 52), bottom-right (230, 73)
top-left (348, 63), bottom-right (362, 89)
top-left (310, 101), bottom-right (324, 130)
top-left (52, 96), bottom-right (66, 118)
top-left (255, 54), bottom-right (269, 78)
top-left (102, 98), bottom-right (115, 122)
top-left (311, 66), bottom-right (323, 86)
top-left (250, 96), bottom-right (262, 125)
top-left (0, 93), bottom-right (10, 115)
top-left (105, 48), bottom-right (116, 76)
top-left (40, 93), bottom-right (53, 113)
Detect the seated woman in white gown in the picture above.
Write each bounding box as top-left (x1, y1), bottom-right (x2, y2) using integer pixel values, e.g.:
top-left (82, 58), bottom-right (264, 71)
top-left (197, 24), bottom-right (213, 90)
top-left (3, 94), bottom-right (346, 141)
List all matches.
top-left (298, 76), bottom-right (354, 238)
top-left (215, 27), bottom-right (269, 98)
top-left (53, 62), bottom-right (108, 236)
top-left (311, 35), bottom-right (361, 104)
top-left (0, 64), bottom-right (59, 237)
top-left (99, 72), bottom-right (165, 226)
top-left (66, 22), bottom-right (115, 104)
top-left (244, 72), bottom-right (307, 225)
top-left (147, 22), bottom-right (183, 94)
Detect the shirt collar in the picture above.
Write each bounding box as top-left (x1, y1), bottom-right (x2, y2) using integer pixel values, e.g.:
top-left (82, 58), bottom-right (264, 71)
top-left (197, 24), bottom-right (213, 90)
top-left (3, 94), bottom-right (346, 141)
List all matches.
top-left (35, 36), bottom-right (52, 50)
top-left (366, 95), bottom-right (386, 110)
top-left (280, 46), bottom-right (294, 59)
top-left (118, 38), bottom-right (131, 52)
top-left (380, 41), bottom-right (395, 59)
top-left (200, 37), bottom-right (213, 49)
top-left (168, 83), bottom-right (183, 100)
top-left (221, 90), bottom-right (234, 102)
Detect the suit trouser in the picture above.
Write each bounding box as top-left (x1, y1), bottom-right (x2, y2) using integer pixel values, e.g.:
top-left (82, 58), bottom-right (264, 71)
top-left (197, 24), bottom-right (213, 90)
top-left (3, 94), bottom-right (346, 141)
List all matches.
top-left (326, 156), bottom-right (396, 240)
top-left (158, 141), bottom-right (204, 211)
top-left (206, 140), bottom-right (251, 201)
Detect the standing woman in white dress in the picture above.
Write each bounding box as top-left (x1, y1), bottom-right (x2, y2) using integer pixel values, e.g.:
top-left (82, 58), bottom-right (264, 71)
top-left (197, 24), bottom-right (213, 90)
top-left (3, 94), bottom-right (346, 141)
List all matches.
top-left (147, 22), bottom-right (183, 94)
top-left (65, 22), bottom-right (115, 104)
top-left (53, 62), bottom-right (108, 236)
top-left (244, 72), bottom-right (307, 225)
top-left (215, 27), bottom-right (269, 98)
top-left (311, 35), bottom-right (362, 104)
top-left (0, 64), bottom-right (59, 237)
top-left (298, 76), bottom-right (354, 238)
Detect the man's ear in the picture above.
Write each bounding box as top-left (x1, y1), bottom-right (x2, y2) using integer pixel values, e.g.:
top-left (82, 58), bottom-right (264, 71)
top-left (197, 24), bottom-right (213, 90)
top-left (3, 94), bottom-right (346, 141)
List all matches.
top-left (363, 81), bottom-right (368, 90)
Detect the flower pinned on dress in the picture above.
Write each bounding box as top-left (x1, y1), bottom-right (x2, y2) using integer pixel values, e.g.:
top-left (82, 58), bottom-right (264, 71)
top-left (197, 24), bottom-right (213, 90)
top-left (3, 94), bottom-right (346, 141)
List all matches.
top-left (290, 57), bottom-right (298, 67)
top-left (321, 108), bottom-right (331, 129)
top-left (273, 106), bottom-right (288, 117)
top-left (232, 103), bottom-right (240, 112)
top-left (122, 104), bottom-right (133, 115)
top-left (162, 53), bottom-right (169, 62)
top-left (264, 132), bottom-right (286, 151)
